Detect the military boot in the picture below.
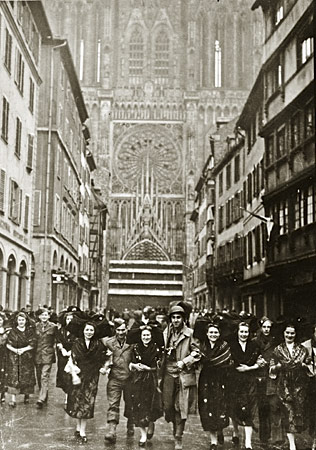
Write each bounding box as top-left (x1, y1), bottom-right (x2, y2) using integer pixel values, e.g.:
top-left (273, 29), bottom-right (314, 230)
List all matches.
top-left (104, 421), bottom-right (117, 443)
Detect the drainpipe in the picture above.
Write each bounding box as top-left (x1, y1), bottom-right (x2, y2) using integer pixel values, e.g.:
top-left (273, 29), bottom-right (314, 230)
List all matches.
top-left (43, 40), bottom-right (67, 273)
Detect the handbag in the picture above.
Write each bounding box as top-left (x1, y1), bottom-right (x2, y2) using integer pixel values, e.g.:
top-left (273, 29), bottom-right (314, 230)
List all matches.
top-left (64, 355), bottom-right (81, 385)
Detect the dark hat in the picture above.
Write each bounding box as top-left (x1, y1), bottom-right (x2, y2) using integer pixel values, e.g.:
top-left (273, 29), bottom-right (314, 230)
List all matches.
top-left (168, 305), bottom-right (185, 317)
top-left (66, 314), bottom-right (113, 339)
top-left (113, 318), bottom-right (126, 329)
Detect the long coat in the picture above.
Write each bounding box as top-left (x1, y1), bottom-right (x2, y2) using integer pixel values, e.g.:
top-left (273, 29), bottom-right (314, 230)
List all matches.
top-left (56, 327), bottom-right (76, 393)
top-left (6, 326), bottom-right (36, 394)
top-left (228, 337), bottom-right (261, 427)
top-left (161, 324), bottom-right (200, 421)
top-left (66, 337), bottom-right (107, 419)
top-left (129, 342), bottom-right (163, 427)
top-left (35, 321), bottom-right (57, 365)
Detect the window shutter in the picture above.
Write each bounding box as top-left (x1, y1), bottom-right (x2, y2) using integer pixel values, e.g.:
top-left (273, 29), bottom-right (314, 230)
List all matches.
top-left (0, 170), bottom-right (6, 213)
top-left (24, 194), bottom-right (29, 230)
top-left (17, 188), bottom-right (22, 224)
top-left (33, 190), bottom-right (41, 226)
top-left (27, 134), bottom-right (33, 169)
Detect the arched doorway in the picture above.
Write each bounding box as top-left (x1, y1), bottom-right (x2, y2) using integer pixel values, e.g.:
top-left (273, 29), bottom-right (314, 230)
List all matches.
top-left (17, 261), bottom-right (27, 310)
top-left (6, 255), bottom-right (16, 310)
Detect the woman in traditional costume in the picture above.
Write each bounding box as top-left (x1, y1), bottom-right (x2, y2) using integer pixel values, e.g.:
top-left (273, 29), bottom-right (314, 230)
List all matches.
top-left (194, 319), bottom-right (232, 450)
top-left (66, 320), bottom-right (109, 444)
top-left (6, 311), bottom-right (36, 406)
top-left (127, 324), bottom-right (164, 446)
top-left (270, 323), bottom-right (311, 450)
top-left (229, 321), bottom-right (264, 450)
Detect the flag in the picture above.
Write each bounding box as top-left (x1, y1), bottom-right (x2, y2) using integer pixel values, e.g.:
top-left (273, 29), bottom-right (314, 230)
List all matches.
top-left (240, 207), bottom-right (276, 240)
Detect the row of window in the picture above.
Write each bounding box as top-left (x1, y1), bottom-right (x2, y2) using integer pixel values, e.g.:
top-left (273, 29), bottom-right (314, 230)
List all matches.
top-left (265, 24), bottom-right (313, 101)
top-left (217, 235), bottom-right (243, 266)
top-left (218, 161), bottom-right (264, 232)
top-left (218, 192), bottom-right (243, 232)
top-left (265, 100), bottom-right (314, 166)
top-left (52, 195), bottom-right (78, 249)
top-left (1, 23), bottom-right (36, 112)
top-left (0, 171), bottom-right (30, 230)
top-left (268, 183), bottom-right (316, 235)
top-left (218, 153), bottom-right (241, 196)
top-left (1, 97), bottom-right (34, 167)
top-left (244, 161), bottom-right (265, 204)
top-left (8, 1), bottom-right (40, 63)
top-left (245, 224), bottom-right (266, 267)
top-left (217, 223), bottom-right (266, 268)
top-left (129, 29), bottom-right (170, 79)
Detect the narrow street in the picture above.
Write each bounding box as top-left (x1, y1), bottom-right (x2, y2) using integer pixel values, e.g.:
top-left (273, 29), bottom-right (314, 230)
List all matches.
top-left (0, 368), bottom-right (312, 450)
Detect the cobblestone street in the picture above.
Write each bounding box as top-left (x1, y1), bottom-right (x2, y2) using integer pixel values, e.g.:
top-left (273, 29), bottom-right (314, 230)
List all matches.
top-left (0, 369), bottom-right (312, 450)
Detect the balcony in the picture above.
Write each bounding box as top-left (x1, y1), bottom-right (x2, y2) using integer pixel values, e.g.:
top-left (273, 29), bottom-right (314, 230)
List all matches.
top-left (214, 256), bottom-right (244, 284)
top-left (267, 222), bottom-right (316, 270)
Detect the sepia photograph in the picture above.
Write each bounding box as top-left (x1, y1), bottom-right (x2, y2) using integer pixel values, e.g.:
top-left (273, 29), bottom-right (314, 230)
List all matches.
top-left (0, 0), bottom-right (314, 448)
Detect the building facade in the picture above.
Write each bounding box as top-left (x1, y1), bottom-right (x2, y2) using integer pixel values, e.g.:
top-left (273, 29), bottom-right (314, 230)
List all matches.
top-left (0, 1), bottom-right (50, 311)
top-left (253, 0), bottom-right (315, 320)
top-left (32, 38), bottom-right (94, 312)
top-left (42, 0), bottom-right (263, 309)
top-left (190, 152), bottom-right (215, 310)
top-left (236, 72), bottom-right (268, 318)
top-left (212, 119), bottom-right (245, 312)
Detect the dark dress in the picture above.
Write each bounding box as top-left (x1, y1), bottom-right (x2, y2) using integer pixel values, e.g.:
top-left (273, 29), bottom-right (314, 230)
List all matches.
top-left (6, 326), bottom-right (36, 394)
top-left (130, 341), bottom-right (163, 427)
top-left (0, 328), bottom-right (10, 394)
top-left (56, 327), bottom-right (76, 393)
top-left (66, 338), bottom-right (107, 419)
top-left (228, 338), bottom-right (261, 427)
top-left (253, 332), bottom-right (284, 443)
top-left (270, 342), bottom-right (309, 433)
top-left (198, 339), bottom-right (232, 432)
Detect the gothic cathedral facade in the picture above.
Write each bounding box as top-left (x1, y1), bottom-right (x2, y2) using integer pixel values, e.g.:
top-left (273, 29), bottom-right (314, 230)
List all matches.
top-left (44, 0), bottom-right (263, 308)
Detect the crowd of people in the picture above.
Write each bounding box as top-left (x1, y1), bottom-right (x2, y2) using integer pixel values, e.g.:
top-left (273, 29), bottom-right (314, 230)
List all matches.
top-left (0, 301), bottom-right (315, 450)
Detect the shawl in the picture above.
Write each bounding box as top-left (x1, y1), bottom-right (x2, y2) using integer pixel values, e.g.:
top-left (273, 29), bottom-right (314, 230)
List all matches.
top-left (229, 337), bottom-right (261, 367)
top-left (7, 326), bottom-right (37, 349)
top-left (56, 327), bottom-right (76, 352)
top-left (272, 342), bottom-right (309, 368)
top-left (133, 341), bottom-right (161, 368)
top-left (72, 337), bottom-right (107, 375)
top-left (201, 339), bottom-right (232, 368)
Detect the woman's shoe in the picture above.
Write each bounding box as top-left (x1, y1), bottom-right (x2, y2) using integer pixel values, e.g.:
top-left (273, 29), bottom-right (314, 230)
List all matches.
top-left (147, 423), bottom-right (155, 440)
top-left (79, 436), bottom-right (87, 444)
top-left (210, 445), bottom-right (217, 450)
top-left (139, 440), bottom-right (146, 447)
top-left (74, 431), bottom-right (80, 440)
top-left (8, 401), bottom-right (16, 408)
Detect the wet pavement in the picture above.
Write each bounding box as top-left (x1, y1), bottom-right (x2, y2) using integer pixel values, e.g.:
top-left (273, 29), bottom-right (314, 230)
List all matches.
top-left (0, 368), bottom-right (312, 450)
